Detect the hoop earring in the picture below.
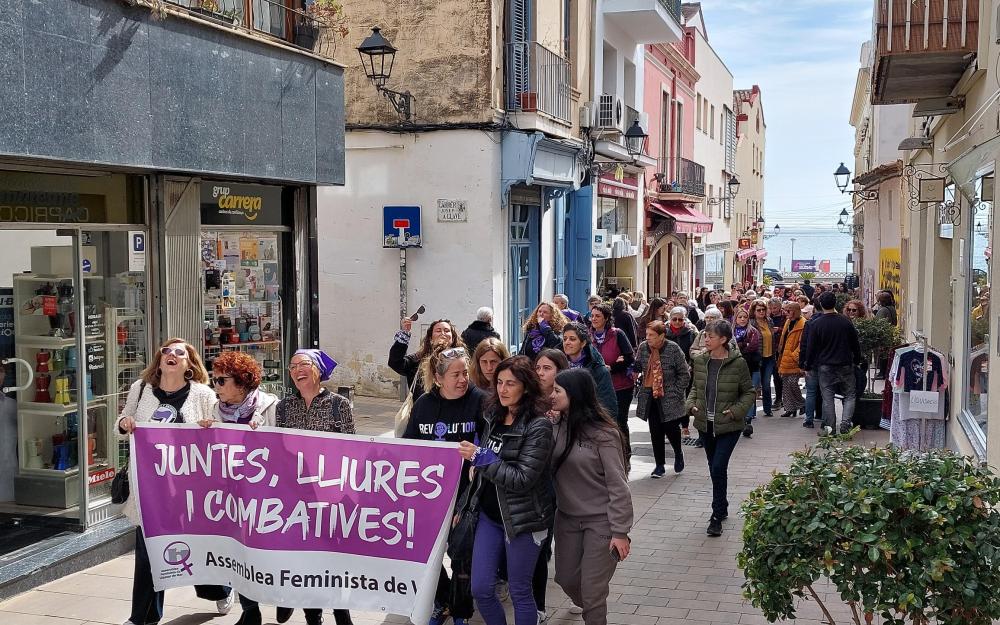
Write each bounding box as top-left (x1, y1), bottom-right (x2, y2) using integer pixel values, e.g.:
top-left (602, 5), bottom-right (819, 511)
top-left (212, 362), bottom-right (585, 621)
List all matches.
top-left (184, 369), bottom-right (194, 380)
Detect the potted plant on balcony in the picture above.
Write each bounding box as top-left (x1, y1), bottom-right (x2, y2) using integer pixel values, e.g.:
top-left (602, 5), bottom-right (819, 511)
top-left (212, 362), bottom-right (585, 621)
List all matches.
top-left (738, 440), bottom-right (1000, 625)
top-left (853, 316), bottom-right (898, 429)
top-left (302, 0), bottom-right (349, 55)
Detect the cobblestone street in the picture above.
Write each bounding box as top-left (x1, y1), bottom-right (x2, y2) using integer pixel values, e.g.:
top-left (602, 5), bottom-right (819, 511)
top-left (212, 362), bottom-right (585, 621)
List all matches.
top-left (0, 398), bottom-right (888, 625)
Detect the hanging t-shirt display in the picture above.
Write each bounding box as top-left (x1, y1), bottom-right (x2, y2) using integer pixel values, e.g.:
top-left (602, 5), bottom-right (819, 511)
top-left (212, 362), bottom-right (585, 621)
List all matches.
top-left (888, 346), bottom-right (950, 451)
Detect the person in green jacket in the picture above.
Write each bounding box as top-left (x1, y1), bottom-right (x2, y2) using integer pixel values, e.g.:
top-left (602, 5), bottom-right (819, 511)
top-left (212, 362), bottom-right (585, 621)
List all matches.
top-left (686, 320), bottom-right (756, 537)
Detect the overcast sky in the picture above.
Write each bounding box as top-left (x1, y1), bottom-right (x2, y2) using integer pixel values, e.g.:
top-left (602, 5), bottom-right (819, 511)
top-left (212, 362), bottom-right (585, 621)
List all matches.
top-left (696, 0), bottom-right (873, 231)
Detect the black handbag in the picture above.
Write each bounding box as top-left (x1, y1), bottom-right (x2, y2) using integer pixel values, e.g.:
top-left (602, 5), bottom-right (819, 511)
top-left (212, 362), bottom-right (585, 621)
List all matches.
top-left (111, 382), bottom-right (145, 505)
top-left (111, 460), bottom-right (129, 504)
top-left (447, 481), bottom-right (482, 561)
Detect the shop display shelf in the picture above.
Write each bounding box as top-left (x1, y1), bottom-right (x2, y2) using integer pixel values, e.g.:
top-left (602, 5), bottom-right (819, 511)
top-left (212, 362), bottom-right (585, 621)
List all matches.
top-left (18, 400), bottom-right (107, 415)
top-left (16, 336), bottom-right (77, 349)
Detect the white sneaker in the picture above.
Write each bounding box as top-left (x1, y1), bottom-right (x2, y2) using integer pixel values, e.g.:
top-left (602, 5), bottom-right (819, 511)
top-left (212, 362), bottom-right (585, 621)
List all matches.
top-left (122, 621), bottom-right (140, 625)
top-left (568, 604), bottom-right (583, 615)
top-left (216, 592), bottom-right (235, 615)
top-left (537, 609), bottom-right (549, 624)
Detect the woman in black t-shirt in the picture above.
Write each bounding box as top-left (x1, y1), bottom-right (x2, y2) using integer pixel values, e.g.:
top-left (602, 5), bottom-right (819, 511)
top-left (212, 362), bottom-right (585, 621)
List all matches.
top-left (404, 345), bottom-right (485, 625)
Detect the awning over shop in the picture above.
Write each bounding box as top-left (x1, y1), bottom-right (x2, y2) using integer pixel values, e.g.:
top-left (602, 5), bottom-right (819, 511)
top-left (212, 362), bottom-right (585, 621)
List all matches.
top-left (648, 201), bottom-right (713, 234)
top-left (736, 247), bottom-right (768, 261)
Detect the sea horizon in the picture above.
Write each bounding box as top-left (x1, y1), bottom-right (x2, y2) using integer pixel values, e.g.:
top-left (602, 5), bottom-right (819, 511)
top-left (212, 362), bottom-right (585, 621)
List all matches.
top-left (760, 227), bottom-right (854, 274)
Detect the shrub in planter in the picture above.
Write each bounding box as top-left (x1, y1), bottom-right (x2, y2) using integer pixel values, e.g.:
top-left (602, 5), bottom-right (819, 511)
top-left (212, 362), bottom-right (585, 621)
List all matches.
top-left (854, 317), bottom-right (899, 394)
top-left (738, 441), bottom-right (1000, 624)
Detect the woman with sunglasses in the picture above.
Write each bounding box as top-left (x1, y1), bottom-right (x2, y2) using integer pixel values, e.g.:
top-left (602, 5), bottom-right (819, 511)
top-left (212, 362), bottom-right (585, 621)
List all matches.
top-left (749, 299), bottom-right (776, 419)
top-left (404, 345), bottom-right (485, 625)
top-left (470, 338), bottom-right (511, 392)
top-left (843, 300), bottom-right (870, 405)
top-left (202, 351), bottom-right (279, 625)
top-left (275, 349), bottom-right (355, 625)
top-left (118, 339), bottom-right (233, 625)
top-left (390, 317), bottom-right (463, 401)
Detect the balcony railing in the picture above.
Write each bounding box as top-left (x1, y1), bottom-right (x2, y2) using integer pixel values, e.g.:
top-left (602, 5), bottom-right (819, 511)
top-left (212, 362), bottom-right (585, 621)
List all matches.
top-left (506, 42), bottom-right (573, 124)
top-left (658, 0), bottom-right (682, 22)
top-left (872, 0), bottom-right (979, 104)
top-left (657, 157), bottom-right (706, 196)
top-left (165, 0), bottom-right (329, 56)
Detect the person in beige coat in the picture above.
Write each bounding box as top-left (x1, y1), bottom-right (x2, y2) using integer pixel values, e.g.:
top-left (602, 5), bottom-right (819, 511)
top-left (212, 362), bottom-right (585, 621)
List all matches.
top-left (550, 369), bottom-right (633, 625)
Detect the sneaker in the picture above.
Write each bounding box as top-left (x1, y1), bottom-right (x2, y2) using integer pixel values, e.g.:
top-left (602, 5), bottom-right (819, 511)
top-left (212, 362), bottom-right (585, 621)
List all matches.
top-left (802, 420), bottom-right (814, 428)
top-left (453, 620), bottom-right (469, 625)
top-left (650, 465), bottom-right (666, 478)
top-left (763, 412), bottom-right (773, 417)
top-left (428, 604), bottom-right (450, 625)
top-left (568, 605), bottom-right (583, 615)
top-left (742, 424), bottom-right (753, 438)
top-left (122, 621), bottom-right (140, 625)
top-left (840, 423), bottom-right (853, 435)
top-left (537, 610), bottom-right (550, 624)
top-left (674, 454), bottom-right (685, 473)
top-left (693, 439), bottom-right (704, 448)
top-left (706, 518), bottom-right (723, 537)
top-left (217, 593), bottom-right (235, 616)
top-left (819, 425), bottom-right (833, 437)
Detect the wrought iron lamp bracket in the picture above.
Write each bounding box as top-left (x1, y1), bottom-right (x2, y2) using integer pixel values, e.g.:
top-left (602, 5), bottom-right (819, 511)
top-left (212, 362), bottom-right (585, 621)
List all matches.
top-left (377, 86), bottom-right (414, 122)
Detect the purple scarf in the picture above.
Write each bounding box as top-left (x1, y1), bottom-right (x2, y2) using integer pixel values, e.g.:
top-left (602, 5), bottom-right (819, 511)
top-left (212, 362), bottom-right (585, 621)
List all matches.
top-left (528, 320), bottom-right (551, 353)
top-left (218, 388), bottom-right (260, 424)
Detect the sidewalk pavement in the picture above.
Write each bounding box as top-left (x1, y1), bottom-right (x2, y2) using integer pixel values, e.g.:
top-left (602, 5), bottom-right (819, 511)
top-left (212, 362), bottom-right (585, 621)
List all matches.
top-left (0, 396), bottom-right (888, 625)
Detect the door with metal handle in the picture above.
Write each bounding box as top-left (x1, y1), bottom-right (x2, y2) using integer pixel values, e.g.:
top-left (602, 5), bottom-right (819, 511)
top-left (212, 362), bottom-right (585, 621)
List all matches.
top-left (1, 357), bottom-right (33, 393)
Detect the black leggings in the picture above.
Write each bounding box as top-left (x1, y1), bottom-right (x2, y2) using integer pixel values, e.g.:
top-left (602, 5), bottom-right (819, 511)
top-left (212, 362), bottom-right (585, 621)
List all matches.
top-left (648, 401), bottom-right (683, 467)
top-left (614, 387), bottom-right (634, 437)
top-left (532, 531), bottom-right (553, 611)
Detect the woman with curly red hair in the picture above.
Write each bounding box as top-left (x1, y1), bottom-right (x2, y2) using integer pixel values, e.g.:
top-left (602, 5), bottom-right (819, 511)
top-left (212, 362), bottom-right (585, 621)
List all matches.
top-left (209, 351), bottom-right (280, 428)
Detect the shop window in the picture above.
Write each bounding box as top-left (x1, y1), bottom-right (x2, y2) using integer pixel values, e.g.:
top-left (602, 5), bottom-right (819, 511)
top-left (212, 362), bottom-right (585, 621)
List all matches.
top-left (964, 173), bottom-right (993, 450)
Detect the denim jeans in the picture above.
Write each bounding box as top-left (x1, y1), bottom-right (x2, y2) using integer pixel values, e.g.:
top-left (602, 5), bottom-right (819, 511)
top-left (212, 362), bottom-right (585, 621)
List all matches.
top-left (818, 364), bottom-right (857, 431)
top-left (804, 371), bottom-right (822, 424)
top-left (747, 370), bottom-right (760, 421)
top-left (471, 513), bottom-right (545, 625)
top-left (699, 423), bottom-right (742, 519)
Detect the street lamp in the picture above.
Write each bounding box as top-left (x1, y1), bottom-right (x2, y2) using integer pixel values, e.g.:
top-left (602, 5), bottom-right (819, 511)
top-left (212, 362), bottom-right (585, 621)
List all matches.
top-left (833, 162), bottom-right (878, 201)
top-left (623, 120), bottom-right (648, 159)
top-left (357, 27), bottom-right (414, 122)
top-left (763, 224), bottom-right (780, 240)
top-left (707, 175), bottom-right (741, 205)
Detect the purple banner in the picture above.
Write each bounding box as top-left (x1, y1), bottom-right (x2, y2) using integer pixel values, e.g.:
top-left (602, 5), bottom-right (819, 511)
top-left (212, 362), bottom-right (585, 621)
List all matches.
top-left (133, 424), bottom-right (463, 563)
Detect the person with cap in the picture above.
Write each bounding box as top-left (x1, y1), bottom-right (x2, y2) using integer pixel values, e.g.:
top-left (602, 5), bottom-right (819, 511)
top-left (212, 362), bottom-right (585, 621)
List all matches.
top-left (274, 349), bottom-right (355, 625)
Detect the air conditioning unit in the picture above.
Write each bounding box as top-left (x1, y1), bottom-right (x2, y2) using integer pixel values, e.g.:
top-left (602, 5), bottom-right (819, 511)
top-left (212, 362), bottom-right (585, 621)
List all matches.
top-left (580, 102), bottom-right (593, 129)
top-left (597, 94), bottom-right (625, 132)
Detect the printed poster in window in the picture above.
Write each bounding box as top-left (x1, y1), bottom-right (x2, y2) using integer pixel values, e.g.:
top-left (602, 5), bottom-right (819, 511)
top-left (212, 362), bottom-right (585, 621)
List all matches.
top-left (258, 236), bottom-right (278, 263)
top-left (220, 235), bottom-right (240, 271)
top-left (200, 235), bottom-right (218, 268)
top-left (240, 237), bottom-right (259, 267)
top-left (262, 261), bottom-right (279, 285)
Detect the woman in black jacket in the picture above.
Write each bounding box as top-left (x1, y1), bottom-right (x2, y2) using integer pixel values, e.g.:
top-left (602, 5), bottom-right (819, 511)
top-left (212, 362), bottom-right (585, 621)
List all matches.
top-left (560, 322), bottom-right (619, 419)
top-left (458, 356), bottom-right (554, 625)
top-left (611, 297), bottom-right (638, 349)
top-left (388, 317), bottom-right (462, 400)
top-left (405, 345), bottom-right (485, 625)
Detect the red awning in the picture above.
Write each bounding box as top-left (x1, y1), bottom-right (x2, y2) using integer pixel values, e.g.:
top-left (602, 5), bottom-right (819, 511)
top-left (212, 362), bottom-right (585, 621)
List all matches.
top-left (648, 201), bottom-right (713, 234)
top-left (737, 247), bottom-right (768, 261)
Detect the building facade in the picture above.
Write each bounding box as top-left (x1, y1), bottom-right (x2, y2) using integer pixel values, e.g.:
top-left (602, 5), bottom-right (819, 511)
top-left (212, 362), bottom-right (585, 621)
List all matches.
top-left (0, 0), bottom-right (345, 585)
top-left (324, 0), bottom-right (681, 397)
top-left (855, 0), bottom-right (999, 466)
top-left (731, 86), bottom-right (767, 284)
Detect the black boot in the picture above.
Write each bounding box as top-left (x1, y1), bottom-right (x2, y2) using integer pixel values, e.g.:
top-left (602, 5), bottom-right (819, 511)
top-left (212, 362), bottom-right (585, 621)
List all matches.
top-left (276, 607), bottom-right (294, 624)
top-left (333, 610), bottom-right (354, 625)
top-left (235, 608), bottom-right (262, 625)
top-left (304, 609), bottom-right (324, 625)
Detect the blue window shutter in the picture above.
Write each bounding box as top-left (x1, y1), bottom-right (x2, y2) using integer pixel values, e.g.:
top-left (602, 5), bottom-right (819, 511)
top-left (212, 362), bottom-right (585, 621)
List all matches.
top-left (567, 186), bottom-right (593, 310)
top-left (507, 0), bottom-right (532, 108)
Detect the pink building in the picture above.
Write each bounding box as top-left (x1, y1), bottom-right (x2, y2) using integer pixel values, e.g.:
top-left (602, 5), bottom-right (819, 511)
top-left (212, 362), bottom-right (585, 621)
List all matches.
top-left (642, 24), bottom-right (712, 297)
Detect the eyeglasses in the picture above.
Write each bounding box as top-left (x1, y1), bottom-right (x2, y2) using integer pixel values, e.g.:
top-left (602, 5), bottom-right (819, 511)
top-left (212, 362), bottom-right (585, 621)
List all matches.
top-left (441, 347), bottom-right (467, 359)
top-left (160, 347), bottom-right (188, 358)
top-left (845, 308), bottom-right (858, 313)
top-left (289, 360), bottom-right (314, 370)
top-left (212, 376), bottom-right (232, 386)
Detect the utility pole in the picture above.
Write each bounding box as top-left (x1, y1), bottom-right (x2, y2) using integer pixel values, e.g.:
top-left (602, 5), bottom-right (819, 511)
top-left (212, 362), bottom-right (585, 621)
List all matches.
top-left (790, 238), bottom-right (796, 272)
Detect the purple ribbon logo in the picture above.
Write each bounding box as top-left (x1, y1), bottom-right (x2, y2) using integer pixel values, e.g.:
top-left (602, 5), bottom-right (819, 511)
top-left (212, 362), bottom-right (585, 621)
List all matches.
top-left (163, 541), bottom-right (193, 575)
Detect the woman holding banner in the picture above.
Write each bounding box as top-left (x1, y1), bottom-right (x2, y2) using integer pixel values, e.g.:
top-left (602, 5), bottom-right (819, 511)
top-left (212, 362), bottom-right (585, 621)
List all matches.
top-left (549, 368), bottom-right (633, 625)
top-left (457, 356), bottom-right (555, 625)
top-left (117, 338), bottom-right (234, 625)
top-left (271, 349), bottom-right (355, 625)
top-left (202, 352), bottom-right (279, 625)
top-left (404, 344), bottom-right (485, 625)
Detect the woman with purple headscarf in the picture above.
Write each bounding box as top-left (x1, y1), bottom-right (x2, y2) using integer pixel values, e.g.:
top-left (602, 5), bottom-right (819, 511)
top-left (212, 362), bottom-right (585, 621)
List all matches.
top-left (269, 349), bottom-right (355, 625)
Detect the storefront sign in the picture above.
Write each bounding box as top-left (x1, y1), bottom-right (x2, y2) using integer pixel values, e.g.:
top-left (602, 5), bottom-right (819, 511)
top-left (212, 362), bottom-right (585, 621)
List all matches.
top-left (738, 238), bottom-right (751, 250)
top-left (88, 467), bottom-right (116, 486)
top-left (131, 424), bottom-right (462, 624)
top-left (593, 229), bottom-right (610, 259)
top-left (597, 182), bottom-right (637, 200)
top-left (0, 191), bottom-right (106, 223)
top-left (436, 200), bottom-right (468, 222)
top-left (129, 231), bottom-right (146, 272)
top-left (201, 183), bottom-right (284, 226)
top-left (879, 247), bottom-right (902, 305)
